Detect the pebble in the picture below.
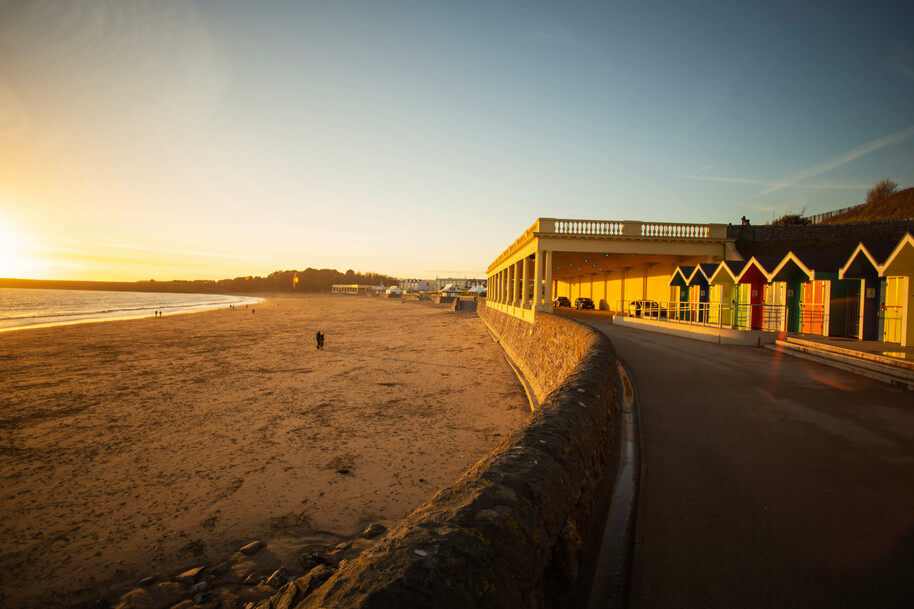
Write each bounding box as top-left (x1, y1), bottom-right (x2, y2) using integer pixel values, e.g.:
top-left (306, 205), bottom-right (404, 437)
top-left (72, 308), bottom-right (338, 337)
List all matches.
top-left (242, 572), bottom-right (261, 586)
top-left (361, 523), bottom-right (387, 539)
top-left (175, 566), bottom-right (205, 585)
top-left (239, 540), bottom-right (262, 556)
top-left (265, 566), bottom-right (288, 588)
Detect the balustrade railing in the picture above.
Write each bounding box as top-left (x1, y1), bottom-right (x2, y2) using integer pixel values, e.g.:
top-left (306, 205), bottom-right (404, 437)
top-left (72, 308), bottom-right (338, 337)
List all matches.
top-left (639, 223), bottom-right (710, 238)
top-left (553, 219), bottom-right (624, 236)
top-left (549, 219), bottom-right (713, 238)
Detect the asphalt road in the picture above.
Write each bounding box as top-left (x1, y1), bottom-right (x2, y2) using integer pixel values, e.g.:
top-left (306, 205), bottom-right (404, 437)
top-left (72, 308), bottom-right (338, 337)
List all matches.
top-left (566, 312), bottom-right (914, 609)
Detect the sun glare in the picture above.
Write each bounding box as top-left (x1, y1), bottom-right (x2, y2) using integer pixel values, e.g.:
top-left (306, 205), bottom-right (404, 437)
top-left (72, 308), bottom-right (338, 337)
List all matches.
top-left (0, 219), bottom-right (39, 279)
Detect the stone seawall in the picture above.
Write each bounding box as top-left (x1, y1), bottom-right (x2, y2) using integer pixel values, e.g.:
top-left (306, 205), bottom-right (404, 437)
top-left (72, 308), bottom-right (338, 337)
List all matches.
top-left (287, 301), bottom-right (620, 608)
top-left (479, 302), bottom-right (606, 406)
top-left (728, 220), bottom-right (914, 259)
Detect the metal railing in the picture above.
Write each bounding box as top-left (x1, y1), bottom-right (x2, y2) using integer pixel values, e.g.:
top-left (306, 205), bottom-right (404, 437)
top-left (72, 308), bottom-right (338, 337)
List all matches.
top-left (797, 304), bottom-right (829, 335)
top-left (620, 300), bottom-right (788, 331)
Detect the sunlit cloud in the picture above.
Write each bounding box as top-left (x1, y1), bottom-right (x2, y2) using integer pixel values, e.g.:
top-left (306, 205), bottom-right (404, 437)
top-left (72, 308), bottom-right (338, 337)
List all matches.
top-left (678, 174), bottom-right (869, 190)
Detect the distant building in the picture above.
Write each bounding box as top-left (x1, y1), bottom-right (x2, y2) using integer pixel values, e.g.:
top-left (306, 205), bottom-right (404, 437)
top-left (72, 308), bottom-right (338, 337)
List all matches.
top-left (332, 284), bottom-right (373, 294)
top-left (399, 278), bottom-right (431, 291)
top-left (434, 277), bottom-right (486, 289)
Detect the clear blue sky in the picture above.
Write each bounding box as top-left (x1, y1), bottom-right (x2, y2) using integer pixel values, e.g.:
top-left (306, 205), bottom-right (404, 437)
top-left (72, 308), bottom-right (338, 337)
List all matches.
top-left (1, 0), bottom-right (912, 281)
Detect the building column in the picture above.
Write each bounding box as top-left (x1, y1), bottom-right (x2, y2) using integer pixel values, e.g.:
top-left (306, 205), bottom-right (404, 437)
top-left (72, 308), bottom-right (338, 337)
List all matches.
top-left (513, 261), bottom-right (520, 306)
top-left (544, 251), bottom-right (553, 307)
top-left (502, 268), bottom-right (509, 305)
top-left (533, 251), bottom-right (543, 308)
top-left (512, 260), bottom-right (519, 306)
top-left (521, 257), bottom-right (529, 308)
top-left (504, 268), bottom-right (509, 305)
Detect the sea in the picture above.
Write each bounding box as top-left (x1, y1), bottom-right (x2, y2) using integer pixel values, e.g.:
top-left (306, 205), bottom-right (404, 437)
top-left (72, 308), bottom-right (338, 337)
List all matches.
top-left (0, 288), bottom-right (261, 332)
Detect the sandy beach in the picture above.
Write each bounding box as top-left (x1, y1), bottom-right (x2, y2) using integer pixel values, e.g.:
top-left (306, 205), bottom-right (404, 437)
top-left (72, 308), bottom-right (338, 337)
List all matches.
top-left (0, 295), bottom-right (528, 608)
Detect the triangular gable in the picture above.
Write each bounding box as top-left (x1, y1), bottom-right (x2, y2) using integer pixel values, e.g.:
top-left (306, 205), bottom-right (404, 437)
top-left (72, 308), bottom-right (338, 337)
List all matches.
top-left (669, 265), bottom-right (695, 287)
top-left (736, 256), bottom-right (779, 284)
top-left (880, 232), bottom-right (914, 276)
top-left (709, 259), bottom-right (746, 284)
top-left (687, 263), bottom-right (718, 285)
top-left (839, 241), bottom-right (895, 279)
top-left (770, 252), bottom-right (814, 282)
top-left (770, 251), bottom-right (847, 282)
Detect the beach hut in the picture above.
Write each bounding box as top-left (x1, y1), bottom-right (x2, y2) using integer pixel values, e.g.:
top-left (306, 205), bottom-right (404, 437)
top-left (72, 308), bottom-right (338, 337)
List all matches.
top-left (735, 257), bottom-right (779, 330)
top-left (685, 263), bottom-right (717, 323)
top-left (770, 251), bottom-right (858, 337)
top-left (708, 260), bottom-right (746, 327)
top-left (668, 265), bottom-right (694, 321)
top-left (878, 233), bottom-right (914, 346)
top-left (838, 241), bottom-right (896, 340)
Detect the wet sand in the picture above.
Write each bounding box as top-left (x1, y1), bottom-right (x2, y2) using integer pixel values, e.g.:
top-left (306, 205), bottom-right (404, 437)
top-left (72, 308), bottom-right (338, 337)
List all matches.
top-left (0, 295), bottom-right (528, 608)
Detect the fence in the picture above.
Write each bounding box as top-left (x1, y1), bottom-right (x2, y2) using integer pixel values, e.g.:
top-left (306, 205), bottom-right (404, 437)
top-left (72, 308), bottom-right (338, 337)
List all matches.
top-left (620, 300), bottom-right (787, 331)
top-left (806, 204), bottom-right (865, 225)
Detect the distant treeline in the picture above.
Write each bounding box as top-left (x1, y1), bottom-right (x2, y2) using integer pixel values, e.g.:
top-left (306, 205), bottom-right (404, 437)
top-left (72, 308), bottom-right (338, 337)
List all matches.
top-left (0, 268), bottom-right (399, 295)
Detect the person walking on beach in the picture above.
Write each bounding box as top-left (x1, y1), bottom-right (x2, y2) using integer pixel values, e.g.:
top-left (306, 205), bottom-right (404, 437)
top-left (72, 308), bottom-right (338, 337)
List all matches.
top-left (316, 331), bottom-right (324, 350)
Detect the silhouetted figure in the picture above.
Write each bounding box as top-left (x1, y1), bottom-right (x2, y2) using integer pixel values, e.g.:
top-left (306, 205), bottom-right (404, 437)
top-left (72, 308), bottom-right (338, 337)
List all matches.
top-left (316, 331), bottom-right (324, 350)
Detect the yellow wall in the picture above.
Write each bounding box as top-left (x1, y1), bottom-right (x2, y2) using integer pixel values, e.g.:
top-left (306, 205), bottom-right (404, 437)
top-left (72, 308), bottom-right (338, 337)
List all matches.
top-left (592, 274), bottom-right (608, 309)
top-left (549, 260), bottom-right (724, 315)
top-left (623, 270), bottom-right (645, 304)
top-left (646, 263), bottom-right (676, 302)
top-left (607, 272), bottom-right (623, 311)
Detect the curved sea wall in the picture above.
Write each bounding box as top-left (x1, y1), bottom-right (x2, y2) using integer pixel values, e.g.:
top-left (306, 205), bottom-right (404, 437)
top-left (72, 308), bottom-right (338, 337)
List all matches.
top-left (294, 303), bottom-right (619, 609)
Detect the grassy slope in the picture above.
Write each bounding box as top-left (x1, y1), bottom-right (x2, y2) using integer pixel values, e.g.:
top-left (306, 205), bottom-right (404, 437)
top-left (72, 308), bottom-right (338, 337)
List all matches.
top-left (821, 187), bottom-right (914, 224)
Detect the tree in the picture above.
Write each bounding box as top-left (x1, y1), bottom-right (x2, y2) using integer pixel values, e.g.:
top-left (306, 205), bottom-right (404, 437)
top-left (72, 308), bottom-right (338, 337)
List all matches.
top-left (866, 179), bottom-right (898, 205)
top-left (772, 207), bottom-right (810, 225)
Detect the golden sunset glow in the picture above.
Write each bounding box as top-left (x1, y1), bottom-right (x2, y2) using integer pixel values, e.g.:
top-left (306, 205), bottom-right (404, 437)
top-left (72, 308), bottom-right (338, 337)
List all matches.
top-left (0, 217), bottom-right (39, 279)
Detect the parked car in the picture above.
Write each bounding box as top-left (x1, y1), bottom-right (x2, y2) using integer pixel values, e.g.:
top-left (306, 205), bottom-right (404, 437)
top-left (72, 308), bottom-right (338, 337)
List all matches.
top-left (628, 299), bottom-right (667, 318)
top-left (554, 296), bottom-right (572, 307)
top-left (574, 297), bottom-right (595, 310)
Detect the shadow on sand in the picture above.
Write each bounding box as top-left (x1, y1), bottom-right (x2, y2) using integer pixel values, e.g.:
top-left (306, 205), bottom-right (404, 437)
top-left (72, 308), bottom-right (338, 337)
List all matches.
top-left (321, 349), bottom-right (475, 369)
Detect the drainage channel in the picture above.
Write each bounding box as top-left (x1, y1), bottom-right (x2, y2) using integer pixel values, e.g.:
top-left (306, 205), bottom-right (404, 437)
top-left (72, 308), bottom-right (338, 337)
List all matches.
top-left (584, 360), bottom-right (641, 609)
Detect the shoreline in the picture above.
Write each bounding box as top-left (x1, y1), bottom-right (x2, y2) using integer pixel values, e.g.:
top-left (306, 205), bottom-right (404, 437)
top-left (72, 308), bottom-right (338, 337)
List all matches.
top-left (0, 290), bottom-right (264, 333)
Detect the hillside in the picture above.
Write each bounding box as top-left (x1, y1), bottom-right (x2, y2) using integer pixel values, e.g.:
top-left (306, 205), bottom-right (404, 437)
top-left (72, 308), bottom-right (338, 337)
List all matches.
top-left (820, 187), bottom-right (914, 224)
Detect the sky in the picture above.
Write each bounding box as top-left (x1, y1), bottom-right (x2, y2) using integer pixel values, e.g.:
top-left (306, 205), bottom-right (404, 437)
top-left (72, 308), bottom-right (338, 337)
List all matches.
top-left (1, 0), bottom-right (913, 282)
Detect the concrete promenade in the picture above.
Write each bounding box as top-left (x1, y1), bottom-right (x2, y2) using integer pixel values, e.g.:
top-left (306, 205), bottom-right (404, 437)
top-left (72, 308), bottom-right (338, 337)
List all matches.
top-left (562, 310), bottom-right (914, 608)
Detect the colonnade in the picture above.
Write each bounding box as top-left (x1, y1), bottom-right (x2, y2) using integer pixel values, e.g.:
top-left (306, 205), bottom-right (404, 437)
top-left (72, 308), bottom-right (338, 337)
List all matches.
top-left (488, 250), bottom-right (554, 311)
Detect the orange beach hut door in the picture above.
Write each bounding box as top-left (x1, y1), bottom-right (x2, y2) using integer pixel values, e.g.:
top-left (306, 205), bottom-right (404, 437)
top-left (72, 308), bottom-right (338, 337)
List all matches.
top-left (801, 280), bottom-right (828, 335)
top-left (883, 276), bottom-right (904, 343)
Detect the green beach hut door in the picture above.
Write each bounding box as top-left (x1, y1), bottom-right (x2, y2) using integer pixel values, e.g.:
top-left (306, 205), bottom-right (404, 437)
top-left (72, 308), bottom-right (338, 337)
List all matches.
top-left (883, 276), bottom-right (904, 343)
